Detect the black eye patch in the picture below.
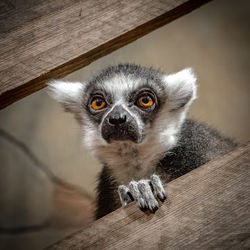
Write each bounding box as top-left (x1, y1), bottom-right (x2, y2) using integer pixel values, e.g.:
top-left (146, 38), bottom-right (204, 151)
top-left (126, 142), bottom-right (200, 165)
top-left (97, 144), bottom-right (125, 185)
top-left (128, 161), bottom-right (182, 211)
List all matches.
top-left (129, 87), bottom-right (158, 109)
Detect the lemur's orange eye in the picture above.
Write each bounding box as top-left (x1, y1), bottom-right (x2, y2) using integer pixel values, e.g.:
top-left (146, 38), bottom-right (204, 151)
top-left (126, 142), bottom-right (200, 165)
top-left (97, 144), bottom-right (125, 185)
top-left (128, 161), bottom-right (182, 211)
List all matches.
top-left (137, 95), bottom-right (154, 108)
top-left (91, 98), bottom-right (106, 110)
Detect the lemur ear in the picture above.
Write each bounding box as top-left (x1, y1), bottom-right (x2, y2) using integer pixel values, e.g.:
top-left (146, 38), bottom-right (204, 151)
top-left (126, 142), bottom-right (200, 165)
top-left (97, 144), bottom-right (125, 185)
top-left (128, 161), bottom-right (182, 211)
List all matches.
top-left (163, 68), bottom-right (197, 111)
top-left (47, 80), bottom-right (84, 113)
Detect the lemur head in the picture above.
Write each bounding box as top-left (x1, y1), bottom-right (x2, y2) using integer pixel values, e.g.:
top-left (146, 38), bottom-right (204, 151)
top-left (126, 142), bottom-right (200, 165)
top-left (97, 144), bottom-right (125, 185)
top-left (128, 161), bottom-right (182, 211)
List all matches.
top-left (48, 64), bottom-right (196, 161)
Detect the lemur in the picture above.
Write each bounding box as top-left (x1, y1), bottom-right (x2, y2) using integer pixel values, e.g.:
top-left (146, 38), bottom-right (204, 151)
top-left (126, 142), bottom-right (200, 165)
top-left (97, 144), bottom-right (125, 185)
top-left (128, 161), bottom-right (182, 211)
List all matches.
top-left (48, 64), bottom-right (236, 219)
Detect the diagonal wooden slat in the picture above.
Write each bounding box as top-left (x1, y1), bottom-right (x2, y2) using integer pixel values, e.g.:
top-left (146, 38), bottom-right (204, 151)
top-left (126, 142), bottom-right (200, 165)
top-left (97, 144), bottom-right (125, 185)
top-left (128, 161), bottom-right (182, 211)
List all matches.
top-left (47, 143), bottom-right (250, 249)
top-left (0, 0), bottom-right (211, 109)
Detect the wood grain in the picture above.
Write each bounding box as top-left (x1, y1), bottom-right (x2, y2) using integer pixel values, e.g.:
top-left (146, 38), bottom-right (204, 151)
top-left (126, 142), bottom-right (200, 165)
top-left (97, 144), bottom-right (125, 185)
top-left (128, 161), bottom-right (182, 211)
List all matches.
top-left (47, 143), bottom-right (250, 249)
top-left (0, 0), bottom-right (211, 109)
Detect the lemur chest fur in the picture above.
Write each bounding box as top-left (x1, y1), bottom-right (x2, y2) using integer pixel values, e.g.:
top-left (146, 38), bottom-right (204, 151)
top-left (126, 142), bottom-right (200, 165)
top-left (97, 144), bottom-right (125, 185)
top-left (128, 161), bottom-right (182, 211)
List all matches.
top-left (97, 142), bottom-right (162, 185)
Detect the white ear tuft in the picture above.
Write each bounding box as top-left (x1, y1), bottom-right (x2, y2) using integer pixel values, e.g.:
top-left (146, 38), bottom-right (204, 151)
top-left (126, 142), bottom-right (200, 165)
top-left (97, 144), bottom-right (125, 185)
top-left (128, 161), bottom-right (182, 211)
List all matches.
top-left (48, 80), bottom-right (84, 102)
top-left (163, 68), bottom-right (197, 110)
top-left (47, 80), bottom-right (84, 112)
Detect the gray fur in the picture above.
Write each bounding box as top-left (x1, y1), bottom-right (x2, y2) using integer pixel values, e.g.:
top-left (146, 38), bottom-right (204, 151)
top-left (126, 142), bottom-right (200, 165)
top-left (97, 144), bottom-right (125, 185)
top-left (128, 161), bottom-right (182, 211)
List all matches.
top-left (118, 175), bottom-right (166, 211)
top-left (151, 174), bottom-right (167, 201)
top-left (118, 185), bottom-right (133, 206)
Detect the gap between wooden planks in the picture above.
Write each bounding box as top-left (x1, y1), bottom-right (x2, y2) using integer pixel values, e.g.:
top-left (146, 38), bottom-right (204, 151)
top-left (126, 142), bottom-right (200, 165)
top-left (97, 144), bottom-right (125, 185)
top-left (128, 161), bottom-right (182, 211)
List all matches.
top-left (0, 0), bottom-right (211, 109)
top-left (47, 142), bottom-right (250, 250)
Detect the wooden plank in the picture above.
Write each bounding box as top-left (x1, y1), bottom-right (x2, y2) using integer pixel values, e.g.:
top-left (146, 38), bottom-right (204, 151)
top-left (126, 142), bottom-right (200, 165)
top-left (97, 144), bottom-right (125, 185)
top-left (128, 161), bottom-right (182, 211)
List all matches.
top-left (47, 143), bottom-right (250, 249)
top-left (0, 0), bottom-right (211, 109)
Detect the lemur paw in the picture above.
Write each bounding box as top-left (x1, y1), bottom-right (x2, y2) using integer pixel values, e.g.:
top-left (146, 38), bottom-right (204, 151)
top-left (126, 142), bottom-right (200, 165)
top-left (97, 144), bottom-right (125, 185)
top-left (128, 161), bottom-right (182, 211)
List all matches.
top-left (118, 174), bottom-right (166, 212)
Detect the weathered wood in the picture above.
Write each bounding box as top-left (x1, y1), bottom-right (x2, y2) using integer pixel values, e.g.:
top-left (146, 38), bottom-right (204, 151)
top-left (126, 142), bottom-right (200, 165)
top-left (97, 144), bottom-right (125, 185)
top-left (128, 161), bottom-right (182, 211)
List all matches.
top-left (0, 0), bottom-right (210, 109)
top-left (47, 143), bottom-right (250, 249)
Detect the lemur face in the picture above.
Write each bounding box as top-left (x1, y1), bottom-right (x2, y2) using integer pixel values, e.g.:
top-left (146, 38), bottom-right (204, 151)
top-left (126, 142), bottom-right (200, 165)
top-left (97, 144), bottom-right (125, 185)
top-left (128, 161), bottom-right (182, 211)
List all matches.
top-left (83, 71), bottom-right (163, 144)
top-left (86, 89), bottom-right (156, 143)
top-left (48, 64), bottom-right (197, 152)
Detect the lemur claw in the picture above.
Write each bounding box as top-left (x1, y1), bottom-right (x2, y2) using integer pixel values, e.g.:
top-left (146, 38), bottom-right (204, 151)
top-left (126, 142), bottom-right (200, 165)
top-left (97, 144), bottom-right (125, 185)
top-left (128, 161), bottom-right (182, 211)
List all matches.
top-left (118, 174), bottom-right (166, 212)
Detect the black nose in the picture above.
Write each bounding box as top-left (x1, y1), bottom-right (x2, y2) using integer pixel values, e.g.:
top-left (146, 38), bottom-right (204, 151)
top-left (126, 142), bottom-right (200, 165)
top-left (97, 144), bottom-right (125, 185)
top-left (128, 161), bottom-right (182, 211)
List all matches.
top-left (108, 113), bottom-right (127, 125)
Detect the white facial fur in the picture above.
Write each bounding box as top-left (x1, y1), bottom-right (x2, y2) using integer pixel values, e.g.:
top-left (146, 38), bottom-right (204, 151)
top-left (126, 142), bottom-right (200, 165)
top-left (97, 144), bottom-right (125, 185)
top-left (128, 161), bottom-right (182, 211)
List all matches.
top-left (48, 67), bottom-right (197, 185)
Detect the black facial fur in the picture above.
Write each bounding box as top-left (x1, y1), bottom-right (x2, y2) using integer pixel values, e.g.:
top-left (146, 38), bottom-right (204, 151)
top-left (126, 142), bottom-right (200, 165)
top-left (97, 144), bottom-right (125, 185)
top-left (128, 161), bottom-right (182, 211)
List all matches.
top-left (101, 105), bottom-right (140, 143)
top-left (130, 87), bottom-right (160, 124)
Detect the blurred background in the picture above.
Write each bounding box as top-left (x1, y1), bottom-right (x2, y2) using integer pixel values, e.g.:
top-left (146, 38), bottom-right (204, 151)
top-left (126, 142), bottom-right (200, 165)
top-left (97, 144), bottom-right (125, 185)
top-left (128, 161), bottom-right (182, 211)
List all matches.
top-left (0, 0), bottom-right (249, 249)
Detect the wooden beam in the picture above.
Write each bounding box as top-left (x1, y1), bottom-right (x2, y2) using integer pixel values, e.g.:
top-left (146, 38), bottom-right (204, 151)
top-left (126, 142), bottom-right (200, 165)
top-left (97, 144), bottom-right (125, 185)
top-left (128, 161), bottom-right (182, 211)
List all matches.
top-left (47, 143), bottom-right (250, 249)
top-left (0, 0), bottom-right (211, 109)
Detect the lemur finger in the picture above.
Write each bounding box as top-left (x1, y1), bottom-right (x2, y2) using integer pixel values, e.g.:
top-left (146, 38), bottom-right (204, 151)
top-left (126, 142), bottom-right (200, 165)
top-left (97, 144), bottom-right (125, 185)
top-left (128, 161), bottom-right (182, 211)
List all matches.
top-left (150, 174), bottom-right (167, 201)
top-left (128, 181), bottom-right (146, 210)
top-left (118, 185), bottom-right (133, 206)
top-left (137, 180), bottom-right (159, 212)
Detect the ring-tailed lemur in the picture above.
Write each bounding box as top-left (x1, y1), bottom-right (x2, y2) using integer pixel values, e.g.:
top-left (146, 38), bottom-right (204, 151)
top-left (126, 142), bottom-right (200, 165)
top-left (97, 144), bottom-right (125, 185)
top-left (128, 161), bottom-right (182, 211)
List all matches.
top-left (48, 64), bottom-right (236, 219)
